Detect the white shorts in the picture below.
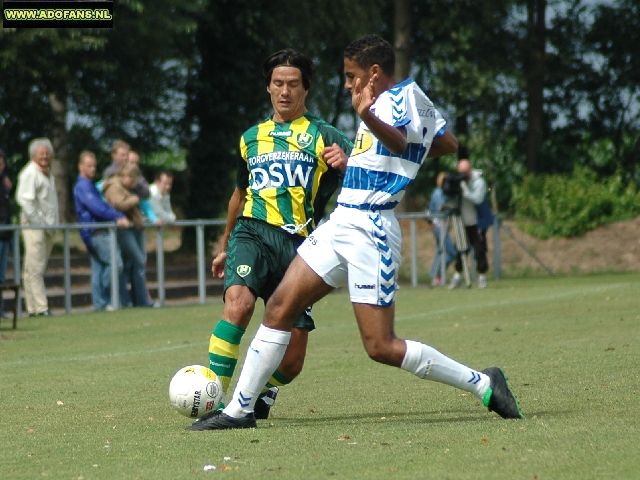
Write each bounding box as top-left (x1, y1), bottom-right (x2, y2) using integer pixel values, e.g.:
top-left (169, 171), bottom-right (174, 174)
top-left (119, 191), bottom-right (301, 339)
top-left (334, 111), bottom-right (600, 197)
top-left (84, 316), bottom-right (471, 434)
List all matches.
top-left (298, 205), bottom-right (402, 306)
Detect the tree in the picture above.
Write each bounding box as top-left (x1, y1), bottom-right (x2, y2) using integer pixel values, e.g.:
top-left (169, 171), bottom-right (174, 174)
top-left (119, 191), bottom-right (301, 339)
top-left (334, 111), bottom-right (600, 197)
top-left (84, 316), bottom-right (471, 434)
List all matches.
top-left (0, 28), bottom-right (109, 221)
top-left (409, 0), bottom-right (521, 207)
top-left (524, 0), bottom-right (547, 173)
top-left (584, 0), bottom-right (640, 181)
top-left (0, 0), bottom-right (201, 221)
top-left (394, 0), bottom-right (412, 82)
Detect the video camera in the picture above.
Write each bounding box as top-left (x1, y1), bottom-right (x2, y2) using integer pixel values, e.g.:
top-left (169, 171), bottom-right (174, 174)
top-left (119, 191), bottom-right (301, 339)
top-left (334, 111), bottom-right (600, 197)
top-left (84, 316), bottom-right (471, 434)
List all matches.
top-left (442, 172), bottom-right (467, 197)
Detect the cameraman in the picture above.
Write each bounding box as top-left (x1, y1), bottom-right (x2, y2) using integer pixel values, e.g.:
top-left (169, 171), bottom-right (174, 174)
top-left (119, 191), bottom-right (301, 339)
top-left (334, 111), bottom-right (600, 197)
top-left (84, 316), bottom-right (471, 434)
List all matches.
top-left (449, 159), bottom-right (492, 289)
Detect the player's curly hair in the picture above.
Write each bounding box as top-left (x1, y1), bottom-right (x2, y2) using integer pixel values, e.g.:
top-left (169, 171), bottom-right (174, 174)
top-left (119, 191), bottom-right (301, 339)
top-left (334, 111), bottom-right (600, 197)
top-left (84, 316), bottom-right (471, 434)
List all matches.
top-left (344, 34), bottom-right (395, 76)
top-left (263, 49), bottom-right (316, 91)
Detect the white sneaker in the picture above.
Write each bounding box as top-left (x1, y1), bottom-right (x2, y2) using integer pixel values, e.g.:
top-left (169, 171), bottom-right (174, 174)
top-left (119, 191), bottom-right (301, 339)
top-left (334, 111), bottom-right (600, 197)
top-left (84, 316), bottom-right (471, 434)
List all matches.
top-left (478, 275), bottom-right (487, 289)
top-left (448, 274), bottom-right (462, 289)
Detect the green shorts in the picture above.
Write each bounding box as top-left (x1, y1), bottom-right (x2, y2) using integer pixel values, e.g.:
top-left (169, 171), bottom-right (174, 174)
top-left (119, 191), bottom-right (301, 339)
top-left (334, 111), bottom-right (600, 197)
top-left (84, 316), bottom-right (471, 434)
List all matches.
top-left (224, 217), bottom-right (315, 331)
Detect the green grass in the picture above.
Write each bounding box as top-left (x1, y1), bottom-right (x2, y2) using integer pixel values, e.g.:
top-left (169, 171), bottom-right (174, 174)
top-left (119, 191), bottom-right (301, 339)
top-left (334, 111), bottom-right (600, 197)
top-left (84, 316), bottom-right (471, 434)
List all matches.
top-left (1, 274), bottom-right (639, 479)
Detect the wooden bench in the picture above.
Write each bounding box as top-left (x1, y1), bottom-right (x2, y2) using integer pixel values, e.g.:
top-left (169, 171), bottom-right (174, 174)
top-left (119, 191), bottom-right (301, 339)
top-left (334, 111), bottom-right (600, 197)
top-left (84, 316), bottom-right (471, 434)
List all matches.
top-left (0, 283), bottom-right (20, 329)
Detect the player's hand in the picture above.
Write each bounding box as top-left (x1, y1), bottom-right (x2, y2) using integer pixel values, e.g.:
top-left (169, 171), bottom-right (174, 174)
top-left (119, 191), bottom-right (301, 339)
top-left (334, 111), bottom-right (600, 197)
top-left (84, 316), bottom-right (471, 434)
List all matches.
top-left (351, 74), bottom-right (378, 117)
top-left (211, 251), bottom-right (227, 279)
top-left (154, 219), bottom-right (163, 226)
top-left (323, 143), bottom-right (348, 172)
top-left (3, 176), bottom-right (11, 191)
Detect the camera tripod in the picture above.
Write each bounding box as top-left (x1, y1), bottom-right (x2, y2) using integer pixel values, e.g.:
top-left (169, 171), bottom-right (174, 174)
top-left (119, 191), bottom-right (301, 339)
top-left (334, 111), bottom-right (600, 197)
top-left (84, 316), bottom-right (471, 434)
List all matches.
top-left (441, 198), bottom-right (471, 288)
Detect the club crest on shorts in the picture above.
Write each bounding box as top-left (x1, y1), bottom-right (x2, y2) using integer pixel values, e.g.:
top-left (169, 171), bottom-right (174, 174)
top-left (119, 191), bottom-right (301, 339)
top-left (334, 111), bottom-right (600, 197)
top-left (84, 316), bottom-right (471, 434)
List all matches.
top-left (296, 132), bottom-right (313, 149)
top-left (236, 265), bottom-right (251, 277)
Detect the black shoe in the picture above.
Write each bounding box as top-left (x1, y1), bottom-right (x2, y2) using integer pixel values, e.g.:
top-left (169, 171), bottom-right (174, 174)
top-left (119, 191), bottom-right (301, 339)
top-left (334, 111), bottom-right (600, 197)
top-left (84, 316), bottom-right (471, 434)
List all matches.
top-left (188, 408), bottom-right (222, 428)
top-left (29, 310), bottom-right (53, 317)
top-left (481, 367), bottom-right (524, 419)
top-left (254, 386), bottom-right (278, 420)
top-left (186, 412), bottom-right (256, 431)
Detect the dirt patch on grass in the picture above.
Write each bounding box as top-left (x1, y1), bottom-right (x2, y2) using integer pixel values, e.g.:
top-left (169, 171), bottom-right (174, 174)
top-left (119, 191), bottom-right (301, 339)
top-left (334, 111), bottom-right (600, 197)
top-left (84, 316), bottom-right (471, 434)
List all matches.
top-left (399, 215), bottom-right (640, 278)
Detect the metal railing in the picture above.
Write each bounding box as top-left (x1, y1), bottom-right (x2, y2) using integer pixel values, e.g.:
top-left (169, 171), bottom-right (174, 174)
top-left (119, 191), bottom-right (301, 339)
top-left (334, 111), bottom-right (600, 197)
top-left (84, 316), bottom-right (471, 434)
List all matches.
top-left (397, 212), bottom-right (508, 286)
top-left (0, 213), bottom-right (511, 316)
top-left (0, 219), bottom-right (225, 316)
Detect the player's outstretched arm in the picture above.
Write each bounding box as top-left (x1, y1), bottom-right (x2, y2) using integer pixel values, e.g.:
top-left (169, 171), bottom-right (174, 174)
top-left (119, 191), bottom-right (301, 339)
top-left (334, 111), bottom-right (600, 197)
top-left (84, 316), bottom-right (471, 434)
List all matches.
top-left (427, 130), bottom-right (458, 158)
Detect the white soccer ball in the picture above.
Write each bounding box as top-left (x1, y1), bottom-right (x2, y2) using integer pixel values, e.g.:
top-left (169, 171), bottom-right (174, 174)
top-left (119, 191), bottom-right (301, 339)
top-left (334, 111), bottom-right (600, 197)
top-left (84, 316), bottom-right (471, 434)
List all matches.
top-left (168, 365), bottom-right (223, 418)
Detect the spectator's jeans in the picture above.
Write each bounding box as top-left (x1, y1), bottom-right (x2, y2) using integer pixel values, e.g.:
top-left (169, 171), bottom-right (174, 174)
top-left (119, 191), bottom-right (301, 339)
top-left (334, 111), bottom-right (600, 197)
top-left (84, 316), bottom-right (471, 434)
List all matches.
top-left (89, 231), bottom-right (124, 310)
top-left (430, 223), bottom-right (457, 279)
top-left (0, 238), bottom-right (12, 316)
top-left (117, 228), bottom-right (150, 307)
top-left (21, 228), bottom-right (54, 314)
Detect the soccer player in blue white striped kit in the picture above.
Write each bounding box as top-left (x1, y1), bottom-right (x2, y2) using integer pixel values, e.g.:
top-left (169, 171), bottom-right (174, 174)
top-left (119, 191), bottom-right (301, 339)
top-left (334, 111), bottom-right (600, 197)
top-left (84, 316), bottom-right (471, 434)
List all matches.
top-left (188, 34), bottom-right (523, 430)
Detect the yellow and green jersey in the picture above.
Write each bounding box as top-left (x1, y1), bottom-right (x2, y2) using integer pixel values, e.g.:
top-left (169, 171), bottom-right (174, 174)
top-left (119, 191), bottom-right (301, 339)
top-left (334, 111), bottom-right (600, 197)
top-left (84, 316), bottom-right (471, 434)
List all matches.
top-left (237, 112), bottom-right (352, 237)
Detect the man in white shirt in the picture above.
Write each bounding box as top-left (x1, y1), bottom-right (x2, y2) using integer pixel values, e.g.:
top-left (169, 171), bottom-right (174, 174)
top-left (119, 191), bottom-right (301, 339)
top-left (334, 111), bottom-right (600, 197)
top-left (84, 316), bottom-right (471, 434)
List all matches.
top-left (16, 138), bottom-right (59, 316)
top-left (149, 170), bottom-right (176, 224)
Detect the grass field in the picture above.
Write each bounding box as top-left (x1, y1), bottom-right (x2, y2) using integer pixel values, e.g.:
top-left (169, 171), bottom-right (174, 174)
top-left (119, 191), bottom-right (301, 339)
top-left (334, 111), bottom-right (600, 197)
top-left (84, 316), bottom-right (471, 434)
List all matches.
top-left (1, 274), bottom-right (639, 479)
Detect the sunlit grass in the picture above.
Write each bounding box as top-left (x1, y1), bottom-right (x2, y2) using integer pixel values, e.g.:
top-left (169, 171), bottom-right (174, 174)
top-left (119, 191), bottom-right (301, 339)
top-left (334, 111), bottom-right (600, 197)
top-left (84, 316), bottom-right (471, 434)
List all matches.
top-left (1, 274), bottom-right (638, 479)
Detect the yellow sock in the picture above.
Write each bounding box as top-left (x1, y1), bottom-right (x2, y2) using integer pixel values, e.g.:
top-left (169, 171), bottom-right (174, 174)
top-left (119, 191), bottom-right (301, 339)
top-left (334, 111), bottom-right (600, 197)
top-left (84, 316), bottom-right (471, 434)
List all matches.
top-left (208, 320), bottom-right (245, 393)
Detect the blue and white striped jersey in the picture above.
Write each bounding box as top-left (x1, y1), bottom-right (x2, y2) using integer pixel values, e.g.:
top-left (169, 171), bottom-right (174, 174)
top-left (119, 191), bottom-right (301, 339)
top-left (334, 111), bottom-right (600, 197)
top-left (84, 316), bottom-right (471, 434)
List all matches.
top-left (337, 78), bottom-right (447, 211)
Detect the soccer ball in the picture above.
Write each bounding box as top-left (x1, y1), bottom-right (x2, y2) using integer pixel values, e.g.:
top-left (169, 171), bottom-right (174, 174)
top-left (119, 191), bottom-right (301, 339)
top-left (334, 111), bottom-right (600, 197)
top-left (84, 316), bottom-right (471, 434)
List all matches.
top-left (168, 365), bottom-right (223, 418)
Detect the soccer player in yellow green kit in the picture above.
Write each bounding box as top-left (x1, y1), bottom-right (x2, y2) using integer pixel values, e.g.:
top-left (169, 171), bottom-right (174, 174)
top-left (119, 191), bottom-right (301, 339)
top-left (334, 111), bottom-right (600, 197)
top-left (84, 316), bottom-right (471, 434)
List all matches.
top-left (190, 49), bottom-right (352, 425)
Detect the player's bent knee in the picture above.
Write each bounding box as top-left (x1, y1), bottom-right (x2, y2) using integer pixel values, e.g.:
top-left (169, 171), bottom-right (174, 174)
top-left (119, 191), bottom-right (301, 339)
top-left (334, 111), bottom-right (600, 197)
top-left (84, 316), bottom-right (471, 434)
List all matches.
top-left (264, 294), bottom-right (298, 329)
top-left (223, 291), bottom-right (256, 326)
top-left (364, 343), bottom-right (395, 366)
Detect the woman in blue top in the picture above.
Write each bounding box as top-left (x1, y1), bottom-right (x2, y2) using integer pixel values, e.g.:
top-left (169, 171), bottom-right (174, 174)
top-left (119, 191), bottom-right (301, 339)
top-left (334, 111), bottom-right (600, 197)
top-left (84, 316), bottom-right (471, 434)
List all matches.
top-left (428, 172), bottom-right (457, 286)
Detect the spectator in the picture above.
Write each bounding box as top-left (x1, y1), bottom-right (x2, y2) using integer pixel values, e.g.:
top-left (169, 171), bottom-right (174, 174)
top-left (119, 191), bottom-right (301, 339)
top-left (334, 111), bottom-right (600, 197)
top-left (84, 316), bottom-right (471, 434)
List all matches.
top-left (73, 151), bottom-right (130, 311)
top-left (127, 150), bottom-right (162, 225)
top-left (15, 138), bottom-right (58, 317)
top-left (125, 151), bottom-right (160, 307)
top-left (102, 163), bottom-right (153, 307)
top-left (103, 140), bottom-right (130, 181)
top-left (449, 158), bottom-right (492, 289)
top-left (149, 170), bottom-right (176, 224)
top-left (126, 150), bottom-right (158, 224)
top-left (0, 148), bottom-right (13, 318)
top-left (126, 151), bottom-right (150, 197)
top-left (428, 172), bottom-right (456, 286)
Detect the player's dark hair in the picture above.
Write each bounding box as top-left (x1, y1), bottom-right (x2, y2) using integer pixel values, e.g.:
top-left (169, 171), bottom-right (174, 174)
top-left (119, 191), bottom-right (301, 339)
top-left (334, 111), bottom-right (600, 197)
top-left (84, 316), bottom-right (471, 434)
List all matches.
top-left (263, 49), bottom-right (316, 90)
top-left (344, 34), bottom-right (395, 76)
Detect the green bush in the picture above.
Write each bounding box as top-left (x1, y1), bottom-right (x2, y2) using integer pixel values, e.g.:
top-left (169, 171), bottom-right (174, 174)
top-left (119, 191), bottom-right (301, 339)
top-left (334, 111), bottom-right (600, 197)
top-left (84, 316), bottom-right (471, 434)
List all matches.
top-left (511, 166), bottom-right (640, 238)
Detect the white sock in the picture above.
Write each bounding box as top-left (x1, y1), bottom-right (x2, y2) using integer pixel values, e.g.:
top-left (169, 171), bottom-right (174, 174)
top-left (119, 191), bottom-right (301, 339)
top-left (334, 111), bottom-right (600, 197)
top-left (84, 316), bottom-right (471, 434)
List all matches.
top-left (223, 325), bottom-right (290, 418)
top-left (400, 340), bottom-right (490, 399)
